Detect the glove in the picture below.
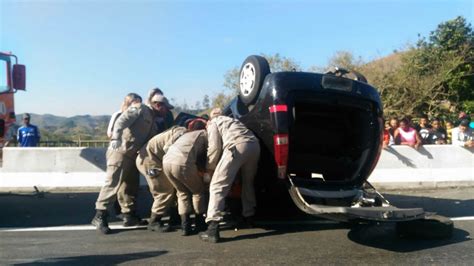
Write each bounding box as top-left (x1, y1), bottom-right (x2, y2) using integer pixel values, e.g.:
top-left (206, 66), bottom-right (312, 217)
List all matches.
top-left (110, 139), bottom-right (122, 150)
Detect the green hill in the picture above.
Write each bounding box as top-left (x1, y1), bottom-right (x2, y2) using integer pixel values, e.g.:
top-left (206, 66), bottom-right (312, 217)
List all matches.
top-left (15, 113), bottom-right (110, 141)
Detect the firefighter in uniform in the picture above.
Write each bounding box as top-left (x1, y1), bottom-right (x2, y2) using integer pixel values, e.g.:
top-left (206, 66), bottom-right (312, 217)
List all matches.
top-left (91, 93), bottom-right (173, 234)
top-left (162, 121), bottom-right (208, 236)
top-left (107, 93), bottom-right (141, 218)
top-left (135, 125), bottom-right (187, 232)
top-left (199, 108), bottom-right (260, 243)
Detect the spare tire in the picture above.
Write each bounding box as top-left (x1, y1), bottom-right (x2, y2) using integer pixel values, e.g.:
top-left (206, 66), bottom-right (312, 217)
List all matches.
top-left (239, 55), bottom-right (270, 106)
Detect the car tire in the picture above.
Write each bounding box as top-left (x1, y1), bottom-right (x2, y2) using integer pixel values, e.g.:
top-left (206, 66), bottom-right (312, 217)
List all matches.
top-left (396, 214), bottom-right (453, 239)
top-left (238, 55), bottom-right (270, 106)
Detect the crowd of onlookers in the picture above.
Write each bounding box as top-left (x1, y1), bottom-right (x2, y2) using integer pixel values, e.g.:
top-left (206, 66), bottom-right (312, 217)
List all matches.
top-left (383, 112), bottom-right (474, 149)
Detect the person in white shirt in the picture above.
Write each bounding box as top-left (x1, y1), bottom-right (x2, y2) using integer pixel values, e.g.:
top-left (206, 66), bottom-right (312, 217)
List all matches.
top-left (107, 94), bottom-right (139, 139)
top-left (451, 119), bottom-right (473, 148)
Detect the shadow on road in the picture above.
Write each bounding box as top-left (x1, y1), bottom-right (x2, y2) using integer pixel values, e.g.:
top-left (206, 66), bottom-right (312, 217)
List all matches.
top-left (220, 191), bottom-right (473, 249)
top-left (0, 190), bottom-right (153, 228)
top-left (14, 250), bottom-right (168, 265)
top-left (219, 222), bottom-right (348, 243)
top-left (383, 193), bottom-right (474, 218)
top-left (348, 223), bottom-right (471, 252)
top-left (217, 220), bottom-right (470, 253)
top-left (1, 188), bottom-right (473, 243)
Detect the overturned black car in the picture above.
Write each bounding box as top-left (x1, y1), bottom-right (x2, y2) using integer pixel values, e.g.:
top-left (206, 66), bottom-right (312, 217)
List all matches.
top-left (221, 55), bottom-right (452, 237)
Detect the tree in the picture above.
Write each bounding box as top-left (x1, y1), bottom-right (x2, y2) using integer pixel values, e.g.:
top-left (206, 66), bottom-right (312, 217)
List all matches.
top-left (202, 94), bottom-right (210, 110)
top-left (406, 16), bottom-right (473, 116)
top-left (429, 16), bottom-right (473, 52)
top-left (181, 101), bottom-right (189, 112)
top-left (211, 92), bottom-right (233, 109)
top-left (360, 16), bottom-right (473, 118)
top-left (327, 50), bottom-right (364, 70)
top-left (194, 100), bottom-right (201, 110)
top-left (263, 53), bottom-right (301, 72)
top-left (60, 119), bottom-right (76, 128)
top-left (223, 68), bottom-right (241, 95)
top-left (369, 45), bottom-right (472, 118)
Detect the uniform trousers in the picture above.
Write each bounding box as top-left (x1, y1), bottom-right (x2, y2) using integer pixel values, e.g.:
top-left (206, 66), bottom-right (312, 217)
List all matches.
top-left (163, 163), bottom-right (207, 215)
top-left (136, 152), bottom-right (176, 216)
top-left (95, 149), bottom-right (139, 213)
top-left (206, 141), bottom-right (260, 222)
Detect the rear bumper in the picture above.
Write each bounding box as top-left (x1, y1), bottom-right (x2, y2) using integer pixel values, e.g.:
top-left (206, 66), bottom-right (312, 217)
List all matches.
top-left (288, 178), bottom-right (425, 222)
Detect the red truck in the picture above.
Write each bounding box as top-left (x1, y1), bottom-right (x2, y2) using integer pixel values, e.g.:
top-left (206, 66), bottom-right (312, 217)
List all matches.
top-left (0, 51), bottom-right (26, 149)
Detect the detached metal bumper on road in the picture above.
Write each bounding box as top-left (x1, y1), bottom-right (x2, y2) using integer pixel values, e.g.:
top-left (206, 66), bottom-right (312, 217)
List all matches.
top-left (289, 183), bottom-right (426, 222)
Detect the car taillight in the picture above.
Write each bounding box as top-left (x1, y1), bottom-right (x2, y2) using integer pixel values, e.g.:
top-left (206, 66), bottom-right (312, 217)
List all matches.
top-left (269, 104), bottom-right (288, 113)
top-left (273, 133), bottom-right (289, 179)
top-left (270, 104), bottom-right (289, 179)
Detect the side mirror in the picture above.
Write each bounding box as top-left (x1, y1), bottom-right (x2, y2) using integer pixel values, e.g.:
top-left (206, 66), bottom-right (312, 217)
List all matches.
top-left (12, 64), bottom-right (26, 90)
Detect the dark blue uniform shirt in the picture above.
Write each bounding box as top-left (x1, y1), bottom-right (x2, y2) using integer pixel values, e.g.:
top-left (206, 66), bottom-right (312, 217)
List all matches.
top-left (17, 125), bottom-right (41, 147)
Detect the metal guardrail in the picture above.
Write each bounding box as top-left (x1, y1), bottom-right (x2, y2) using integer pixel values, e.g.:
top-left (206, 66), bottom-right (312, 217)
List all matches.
top-left (38, 140), bottom-right (110, 148)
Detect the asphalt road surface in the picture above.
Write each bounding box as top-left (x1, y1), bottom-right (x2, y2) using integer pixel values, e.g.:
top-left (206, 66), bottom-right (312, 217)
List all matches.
top-left (1, 187), bottom-right (473, 265)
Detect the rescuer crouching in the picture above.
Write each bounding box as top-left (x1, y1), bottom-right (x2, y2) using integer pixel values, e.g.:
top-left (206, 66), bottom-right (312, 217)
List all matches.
top-left (199, 108), bottom-right (260, 243)
top-left (162, 119), bottom-right (209, 236)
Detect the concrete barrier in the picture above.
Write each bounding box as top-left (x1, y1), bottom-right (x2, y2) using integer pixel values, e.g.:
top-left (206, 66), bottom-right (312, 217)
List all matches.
top-left (0, 145), bottom-right (472, 191)
top-left (0, 147), bottom-right (146, 191)
top-left (1, 147), bottom-right (106, 172)
top-left (369, 145), bottom-right (473, 189)
top-left (0, 147), bottom-right (108, 191)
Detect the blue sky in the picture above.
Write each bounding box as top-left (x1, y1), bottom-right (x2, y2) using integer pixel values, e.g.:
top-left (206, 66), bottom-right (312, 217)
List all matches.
top-left (1, 0), bottom-right (472, 116)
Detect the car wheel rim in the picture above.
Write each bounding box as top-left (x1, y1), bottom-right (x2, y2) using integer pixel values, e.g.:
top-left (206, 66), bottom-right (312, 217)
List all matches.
top-left (240, 63), bottom-right (256, 97)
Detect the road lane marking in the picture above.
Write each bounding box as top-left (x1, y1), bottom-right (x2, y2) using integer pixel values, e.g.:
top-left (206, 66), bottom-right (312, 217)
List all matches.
top-left (450, 216), bottom-right (474, 221)
top-left (1, 217), bottom-right (473, 232)
top-left (0, 224), bottom-right (146, 232)
top-left (0, 220), bottom-right (337, 232)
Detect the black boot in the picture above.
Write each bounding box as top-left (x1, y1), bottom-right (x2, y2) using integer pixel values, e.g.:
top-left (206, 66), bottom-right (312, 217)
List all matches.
top-left (181, 214), bottom-right (192, 236)
top-left (169, 207), bottom-right (180, 226)
top-left (194, 213), bottom-right (207, 233)
top-left (122, 212), bottom-right (148, 227)
top-left (148, 213), bottom-right (171, 232)
top-left (199, 221), bottom-right (220, 243)
top-left (91, 210), bottom-right (111, 234)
